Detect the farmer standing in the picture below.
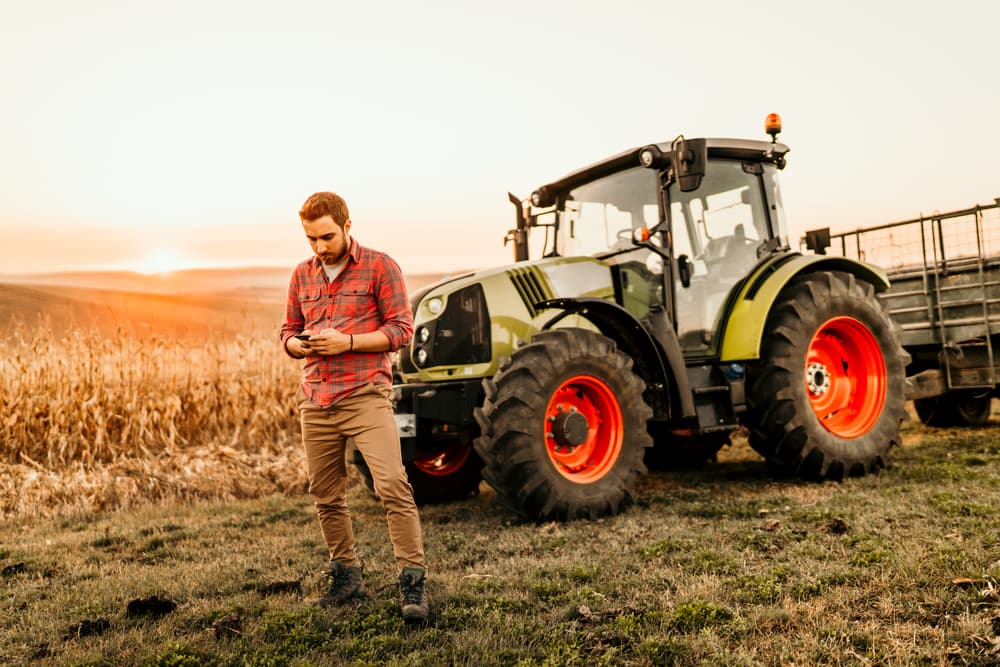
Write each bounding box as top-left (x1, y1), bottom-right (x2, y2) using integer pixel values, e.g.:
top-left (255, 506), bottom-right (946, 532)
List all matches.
top-left (280, 191), bottom-right (428, 622)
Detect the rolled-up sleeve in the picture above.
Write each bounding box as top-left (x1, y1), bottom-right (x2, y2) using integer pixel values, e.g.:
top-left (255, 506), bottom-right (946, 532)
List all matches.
top-left (376, 255), bottom-right (413, 351)
top-left (279, 268), bottom-right (304, 356)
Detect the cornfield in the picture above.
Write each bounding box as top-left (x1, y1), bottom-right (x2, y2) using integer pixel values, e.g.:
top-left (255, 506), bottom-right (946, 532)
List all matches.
top-left (0, 319), bottom-right (308, 519)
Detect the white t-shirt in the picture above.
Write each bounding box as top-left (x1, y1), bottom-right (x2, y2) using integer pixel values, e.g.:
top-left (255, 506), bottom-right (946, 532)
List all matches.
top-left (323, 257), bottom-right (348, 283)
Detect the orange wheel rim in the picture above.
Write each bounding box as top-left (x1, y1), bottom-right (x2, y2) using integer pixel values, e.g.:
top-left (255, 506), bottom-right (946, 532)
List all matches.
top-left (544, 375), bottom-right (624, 482)
top-left (413, 441), bottom-right (471, 477)
top-left (805, 316), bottom-right (886, 438)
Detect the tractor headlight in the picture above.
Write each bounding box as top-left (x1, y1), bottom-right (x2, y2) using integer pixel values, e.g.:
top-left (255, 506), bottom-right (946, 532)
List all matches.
top-left (415, 348), bottom-right (428, 366)
top-left (427, 297), bottom-right (444, 315)
top-left (530, 187), bottom-right (553, 208)
top-left (638, 144), bottom-right (666, 169)
top-left (417, 326), bottom-right (430, 344)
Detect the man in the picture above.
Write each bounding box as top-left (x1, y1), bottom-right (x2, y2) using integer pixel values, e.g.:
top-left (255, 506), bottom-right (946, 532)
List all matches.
top-left (280, 191), bottom-right (428, 622)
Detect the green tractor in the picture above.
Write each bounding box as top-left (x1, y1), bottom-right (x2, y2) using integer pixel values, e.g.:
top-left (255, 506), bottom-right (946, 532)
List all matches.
top-left (354, 115), bottom-right (909, 521)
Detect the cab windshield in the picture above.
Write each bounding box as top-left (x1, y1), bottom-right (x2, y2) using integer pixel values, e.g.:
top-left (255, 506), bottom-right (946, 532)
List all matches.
top-left (526, 167), bottom-right (665, 320)
top-left (527, 167), bottom-right (659, 260)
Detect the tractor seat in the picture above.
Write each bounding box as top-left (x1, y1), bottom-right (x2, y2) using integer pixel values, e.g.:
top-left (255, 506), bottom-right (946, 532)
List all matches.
top-left (701, 225), bottom-right (756, 275)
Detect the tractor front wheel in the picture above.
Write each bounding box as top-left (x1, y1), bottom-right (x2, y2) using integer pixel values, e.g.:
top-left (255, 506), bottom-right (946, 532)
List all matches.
top-left (474, 328), bottom-right (652, 521)
top-left (355, 435), bottom-right (483, 504)
top-left (745, 271), bottom-right (909, 480)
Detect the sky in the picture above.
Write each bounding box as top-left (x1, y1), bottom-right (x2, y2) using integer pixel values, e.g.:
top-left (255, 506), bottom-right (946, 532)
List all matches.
top-left (1, 0), bottom-right (998, 276)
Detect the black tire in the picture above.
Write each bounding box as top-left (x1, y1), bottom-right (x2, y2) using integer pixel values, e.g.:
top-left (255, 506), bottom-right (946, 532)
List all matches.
top-left (744, 271), bottom-right (909, 480)
top-left (354, 438), bottom-right (483, 504)
top-left (473, 328), bottom-right (653, 521)
top-left (914, 390), bottom-right (993, 427)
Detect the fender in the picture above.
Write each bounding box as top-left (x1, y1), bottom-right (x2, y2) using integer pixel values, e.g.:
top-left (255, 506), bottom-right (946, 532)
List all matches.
top-left (719, 253), bottom-right (891, 361)
top-left (536, 297), bottom-right (696, 419)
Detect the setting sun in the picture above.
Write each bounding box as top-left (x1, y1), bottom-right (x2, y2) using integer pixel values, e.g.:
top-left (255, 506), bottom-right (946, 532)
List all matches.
top-left (132, 248), bottom-right (192, 275)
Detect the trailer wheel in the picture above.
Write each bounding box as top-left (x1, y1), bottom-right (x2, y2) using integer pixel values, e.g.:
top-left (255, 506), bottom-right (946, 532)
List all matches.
top-left (914, 390), bottom-right (993, 427)
top-left (355, 437), bottom-right (483, 504)
top-left (474, 328), bottom-right (652, 521)
top-left (745, 271), bottom-right (908, 480)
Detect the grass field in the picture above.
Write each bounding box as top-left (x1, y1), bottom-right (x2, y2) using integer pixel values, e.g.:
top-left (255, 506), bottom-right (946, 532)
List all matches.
top-left (2, 420), bottom-right (999, 666)
top-left (2, 278), bottom-right (999, 665)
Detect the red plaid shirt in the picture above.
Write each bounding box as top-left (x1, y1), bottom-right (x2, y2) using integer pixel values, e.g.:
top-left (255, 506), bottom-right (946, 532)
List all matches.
top-left (280, 237), bottom-right (413, 407)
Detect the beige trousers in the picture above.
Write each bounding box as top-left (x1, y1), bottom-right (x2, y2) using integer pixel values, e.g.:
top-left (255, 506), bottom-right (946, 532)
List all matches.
top-left (297, 383), bottom-right (425, 570)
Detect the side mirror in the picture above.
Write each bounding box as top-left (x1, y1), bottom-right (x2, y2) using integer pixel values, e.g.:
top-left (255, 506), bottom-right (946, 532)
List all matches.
top-left (803, 227), bottom-right (831, 255)
top-left (677, 254), bottom-right (693, 288)
top-left (670, 136), bottom-right (707, 192)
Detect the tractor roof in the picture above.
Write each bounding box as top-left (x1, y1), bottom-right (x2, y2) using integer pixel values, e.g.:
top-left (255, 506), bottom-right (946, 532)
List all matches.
top-left (535, 138), bottom-right (789, 201)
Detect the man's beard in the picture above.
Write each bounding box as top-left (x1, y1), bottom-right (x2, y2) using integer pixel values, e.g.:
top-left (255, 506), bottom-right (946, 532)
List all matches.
top-left (320, 248), bottom-right (347, 265)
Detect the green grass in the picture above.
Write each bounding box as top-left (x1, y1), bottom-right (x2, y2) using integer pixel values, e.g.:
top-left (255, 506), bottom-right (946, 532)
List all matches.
top-left (2, 420), bottom-right (1000, 665)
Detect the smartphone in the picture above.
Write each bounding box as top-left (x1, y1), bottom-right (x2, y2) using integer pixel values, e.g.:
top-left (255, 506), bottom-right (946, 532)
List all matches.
top-left (294, 334), bottom-right (311, 341)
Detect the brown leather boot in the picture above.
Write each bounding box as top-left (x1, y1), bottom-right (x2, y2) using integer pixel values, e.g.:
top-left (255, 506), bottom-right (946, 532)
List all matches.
top-left (398, 566), bottom-right (429, 622)
top-left (315, 561), bottom-right (368, 607)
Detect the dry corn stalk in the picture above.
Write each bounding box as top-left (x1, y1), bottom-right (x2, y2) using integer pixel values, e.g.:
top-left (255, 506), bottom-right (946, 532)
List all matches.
top-left (0, 319), bottom-right (315, 518)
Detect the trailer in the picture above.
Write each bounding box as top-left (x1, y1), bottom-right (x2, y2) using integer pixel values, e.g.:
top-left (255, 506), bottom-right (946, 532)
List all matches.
top-left (803, 197), bottom-right (1000, 425)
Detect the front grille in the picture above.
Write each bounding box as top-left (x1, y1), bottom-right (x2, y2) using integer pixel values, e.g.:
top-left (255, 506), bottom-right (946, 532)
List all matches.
top-left (430, 283), bottom-right (491, 366)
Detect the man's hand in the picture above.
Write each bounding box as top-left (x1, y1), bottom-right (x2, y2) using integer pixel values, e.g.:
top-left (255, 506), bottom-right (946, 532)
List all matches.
top-left (306, 327), bottom-right (352, 356)
top-left (287, 330), bottom-right (314, 358)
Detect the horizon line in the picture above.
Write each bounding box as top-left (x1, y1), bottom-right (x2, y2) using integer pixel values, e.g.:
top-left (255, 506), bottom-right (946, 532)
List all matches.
top-left (0, 264), bottom-right (476, 279)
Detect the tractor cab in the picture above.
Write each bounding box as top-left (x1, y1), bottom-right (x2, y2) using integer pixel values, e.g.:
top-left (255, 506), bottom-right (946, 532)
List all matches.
top-left (513, 135), bottom-right (791, 358)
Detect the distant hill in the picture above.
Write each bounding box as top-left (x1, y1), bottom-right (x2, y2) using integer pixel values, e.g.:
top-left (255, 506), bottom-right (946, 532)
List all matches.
top-left (0, 266), bottom-right (462, 299)
top-left (0, 283), bottom-right (283, 339)
top-left (0, 267), bottom-right (472, 339)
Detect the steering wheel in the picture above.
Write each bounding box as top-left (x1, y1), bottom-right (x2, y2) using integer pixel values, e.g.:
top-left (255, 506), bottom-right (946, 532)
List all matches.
top-left (609, 227), bottom-right (639, 252)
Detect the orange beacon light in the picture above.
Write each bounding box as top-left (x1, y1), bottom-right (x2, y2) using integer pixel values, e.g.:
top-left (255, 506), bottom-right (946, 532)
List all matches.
top-left (765, 113), bottom-right (782, 141)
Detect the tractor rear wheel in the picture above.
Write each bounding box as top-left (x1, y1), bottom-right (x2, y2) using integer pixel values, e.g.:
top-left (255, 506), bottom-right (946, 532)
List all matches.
top-left (914, 390), bottom-right (993, 427)
top-left (355, 436), bottom-right (483, 504)
top-left (745, 271), bottom-right (908, 480)
top-left (474, 328), bottom-right (652, 521)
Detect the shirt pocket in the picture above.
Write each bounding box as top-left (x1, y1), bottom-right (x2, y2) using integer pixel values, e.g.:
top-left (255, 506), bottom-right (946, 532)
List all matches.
top-left (337, 282), bottom-right (377, 324)
top-left (299, 289), bottom-right (326, 325)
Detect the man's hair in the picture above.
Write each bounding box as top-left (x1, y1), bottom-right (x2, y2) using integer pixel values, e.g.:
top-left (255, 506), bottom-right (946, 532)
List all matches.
top-left (299, 192), bottom-right (350, 228)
